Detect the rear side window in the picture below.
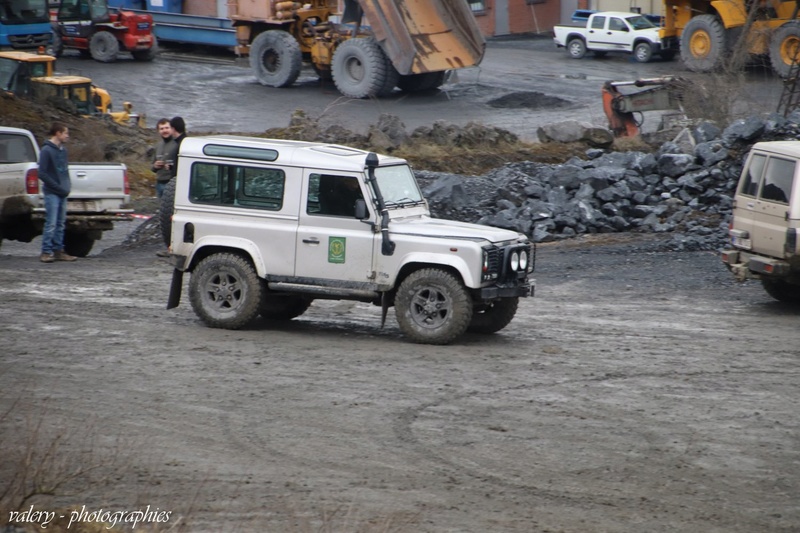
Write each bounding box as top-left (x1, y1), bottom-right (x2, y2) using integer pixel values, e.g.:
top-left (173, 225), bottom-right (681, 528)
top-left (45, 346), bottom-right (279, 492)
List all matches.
top-left (739, 153), bottom-right (766, 197)
top-left (189, 162), bottom-right (284, 210)
top-left (759, 157), bottom-right (795, 204)
top-left (591, 16), bottom-right (605, 29)
top-left (0, 133), bottom-right (37, 163)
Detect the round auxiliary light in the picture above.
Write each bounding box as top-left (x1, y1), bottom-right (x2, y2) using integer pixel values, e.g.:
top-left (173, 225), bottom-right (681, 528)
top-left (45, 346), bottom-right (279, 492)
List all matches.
top-left (519, 250), bottom-right (528, 271)
top-left (510, 251), bottom-right (519, 271)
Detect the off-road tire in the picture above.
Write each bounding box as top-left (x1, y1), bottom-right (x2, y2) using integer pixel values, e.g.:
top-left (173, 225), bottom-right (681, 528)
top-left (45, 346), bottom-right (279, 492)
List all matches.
top-left (90, 31), bottom-right (120, 63)
top-left (332, 37), bottom-right (393, 99)
top-left (770, 22), bottom-right (800, 78)
top-left (395, 268), bottom-right (472, 345)
top-left (132, 36), bottom-right (158, 61)
top-left (189, 253), bottom-right (263, 329)
top-left (159, 178), bottom-right (176, 247)
top-left (378, 53), bottom-right (400, 96)
top-left (468, 298), bottom-right (519, 334)
top-left (680, 14), bottom-right (726, 72)
top-left (260, 293), bottom-right (313, 320)
top-left (634, 42), bottom-right (653, 63)
top-left (761, 278), bottom-right (800, 303)
top-left (249, 30), bottom-right (302, 88)
top-left (397, 71), bottom-right (446, 92)
top-left (63, 231), bottom-right (95, 257)
top-left (567, 37), bottom-right (586, 59)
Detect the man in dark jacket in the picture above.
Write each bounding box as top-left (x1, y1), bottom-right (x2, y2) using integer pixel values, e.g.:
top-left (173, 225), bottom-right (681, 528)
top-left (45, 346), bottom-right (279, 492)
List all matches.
top-left (152, 118), bottom-right (177, 198)
top-left (169, 116), bottom-right (186, 180)
top-left (38, 122), bottom-right (76, 263)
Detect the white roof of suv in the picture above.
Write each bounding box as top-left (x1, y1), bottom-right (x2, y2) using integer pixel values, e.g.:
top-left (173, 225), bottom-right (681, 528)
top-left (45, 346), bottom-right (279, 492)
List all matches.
top-left (750, 141), bottom-right (800, 158)
top-left (179, 135), bottom-right (408, 173)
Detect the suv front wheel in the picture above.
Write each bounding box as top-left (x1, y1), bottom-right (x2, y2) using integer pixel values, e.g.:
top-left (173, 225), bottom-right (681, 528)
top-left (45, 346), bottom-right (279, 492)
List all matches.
top-left (395, 269), bottom-right (472, 345)
top-left (189, 253), bottom-right (263, 329)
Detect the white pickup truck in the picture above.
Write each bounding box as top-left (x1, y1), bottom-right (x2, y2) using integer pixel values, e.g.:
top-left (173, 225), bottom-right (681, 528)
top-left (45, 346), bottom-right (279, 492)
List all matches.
top-left (553, 11), bottom-right (675, 63)
top-left (0, 126), bottom-right (132, 256)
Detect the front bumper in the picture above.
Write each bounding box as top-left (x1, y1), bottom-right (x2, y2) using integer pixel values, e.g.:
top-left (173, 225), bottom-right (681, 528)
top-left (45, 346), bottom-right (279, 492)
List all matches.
top-left (479, 280), bottom-right (534, 299)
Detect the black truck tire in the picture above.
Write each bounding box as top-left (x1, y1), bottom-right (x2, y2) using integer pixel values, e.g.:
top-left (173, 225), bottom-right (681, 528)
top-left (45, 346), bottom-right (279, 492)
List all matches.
top-left (159, 178), bottom-right (176, 247)
top-left (397, 71), bottom-right (446, 93)
top-left (249, 30), bottom-right (302, 88)
top-left (633, 42), bottom-right (653, 63)
top-left (90, 31), bottom-right (120, 63)
top-left (63, 231), bottom-right (95, 257)
top-left (567, 37), bottom-right (586, 59)
top-left (259, 293), bottom-right (313, 320)
top-left (332, 37), bottom-right (392, 99)
top-left (468, 298), bottom-right (519, 334)
top-left (132, 35), bottom-right (158, 61)
top-left (680, 14), bottom-right (727, 72)
top-left (761, 278), bottom-right (800, 303)
top-left (189, 253), bottom-right (263, 329)
top-left (395, 268), bottom-right (472, 345)
top-left (770, 22), bottom-right (800, 78)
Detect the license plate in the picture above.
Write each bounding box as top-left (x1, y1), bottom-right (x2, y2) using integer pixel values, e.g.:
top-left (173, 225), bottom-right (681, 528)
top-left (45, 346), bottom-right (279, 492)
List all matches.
top-left (732, 236), bottom-right (751, 250)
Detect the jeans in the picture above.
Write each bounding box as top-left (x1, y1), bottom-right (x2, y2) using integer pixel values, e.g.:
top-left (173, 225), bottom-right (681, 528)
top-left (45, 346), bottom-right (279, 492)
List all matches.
top-left (156, 181), bottom-right (168, 198)
top-left (42, 193), bottom-right (68, 255)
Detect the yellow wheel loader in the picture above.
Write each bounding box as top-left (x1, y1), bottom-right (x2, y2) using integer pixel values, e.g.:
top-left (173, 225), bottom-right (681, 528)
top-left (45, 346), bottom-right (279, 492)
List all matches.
top-left (661, 0), bottom-right (800, 77)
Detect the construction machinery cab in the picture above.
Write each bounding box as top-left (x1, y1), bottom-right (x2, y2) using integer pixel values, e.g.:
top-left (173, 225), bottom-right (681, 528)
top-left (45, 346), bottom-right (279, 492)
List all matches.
top-left (31, 74), bottom-right (99, 115)
top-left (0, 50), bottom-right (54, 95)
top-left (51, 0), bottom-right (155, 62)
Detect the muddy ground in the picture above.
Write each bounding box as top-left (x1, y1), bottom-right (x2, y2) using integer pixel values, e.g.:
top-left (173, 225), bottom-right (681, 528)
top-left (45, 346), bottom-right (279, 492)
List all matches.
top-left (1, 228), bottom-right (798, 532)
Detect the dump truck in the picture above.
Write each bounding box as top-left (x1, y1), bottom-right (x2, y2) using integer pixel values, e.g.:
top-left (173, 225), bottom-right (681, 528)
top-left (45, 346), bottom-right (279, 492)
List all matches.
top-left (235, 0), bottom-right (485, 98)
top-left (661, 0), bottom-right (800, 77)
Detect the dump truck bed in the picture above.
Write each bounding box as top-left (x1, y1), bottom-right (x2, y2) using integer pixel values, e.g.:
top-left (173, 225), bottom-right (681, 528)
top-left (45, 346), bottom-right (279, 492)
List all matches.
top-left (357, 0), bottom-right (485, 75)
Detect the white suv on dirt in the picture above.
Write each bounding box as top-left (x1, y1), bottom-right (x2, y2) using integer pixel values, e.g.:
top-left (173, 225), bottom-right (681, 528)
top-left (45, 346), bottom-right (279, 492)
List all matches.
top-left (721, 141), bottom-right (800, 303)
top-left (163, 136), bottom-right (534, 344)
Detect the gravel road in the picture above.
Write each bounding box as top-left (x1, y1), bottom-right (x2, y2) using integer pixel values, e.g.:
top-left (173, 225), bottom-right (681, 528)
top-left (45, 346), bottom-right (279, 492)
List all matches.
top-left (1, 230), bottom-right (798, 532)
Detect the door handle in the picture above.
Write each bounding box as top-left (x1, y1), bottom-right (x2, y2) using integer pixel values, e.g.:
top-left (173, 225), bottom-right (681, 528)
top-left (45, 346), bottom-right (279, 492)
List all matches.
top-left (302, 238), bottom-right (319, 244)
top-left (75, 171), bottom-right (87, 177)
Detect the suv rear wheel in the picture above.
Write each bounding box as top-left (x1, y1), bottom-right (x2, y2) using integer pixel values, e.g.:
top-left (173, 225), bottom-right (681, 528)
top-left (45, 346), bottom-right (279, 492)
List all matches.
top-left (395, 268), bottom-right (472, 345)
top-left (189, 253), bottom-right (263, 329)
top-left (260, 294), bottom-right (313, 320)
top-left (761, 278), bottom-right (800, 303)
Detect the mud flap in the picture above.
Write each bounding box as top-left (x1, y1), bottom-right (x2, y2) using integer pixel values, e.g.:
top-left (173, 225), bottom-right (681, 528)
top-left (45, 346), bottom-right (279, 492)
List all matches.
top-left (380, 292), bottom-right (389, 328)
top-left (166, 269), bottom-right (183, 310)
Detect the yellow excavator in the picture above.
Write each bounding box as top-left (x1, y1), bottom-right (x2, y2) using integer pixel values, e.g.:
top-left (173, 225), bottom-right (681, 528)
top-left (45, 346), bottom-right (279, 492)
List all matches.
top-left (660, 0), bottom-right (800, 77)
top-left (0, 50), bottom-right (144, 125)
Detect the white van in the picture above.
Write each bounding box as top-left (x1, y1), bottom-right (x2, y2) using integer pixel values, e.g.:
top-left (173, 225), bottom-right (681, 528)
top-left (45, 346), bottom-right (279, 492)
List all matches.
top-left (721, 141), bottom-right (800, 302)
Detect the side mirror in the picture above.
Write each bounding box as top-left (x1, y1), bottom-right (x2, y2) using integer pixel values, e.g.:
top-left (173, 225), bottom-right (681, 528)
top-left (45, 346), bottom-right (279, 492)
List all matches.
top-left (354, 198), bottom-right (368, 220)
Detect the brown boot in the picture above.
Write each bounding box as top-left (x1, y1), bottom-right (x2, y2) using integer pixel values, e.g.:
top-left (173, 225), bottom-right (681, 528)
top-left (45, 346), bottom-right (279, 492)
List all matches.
top-left (54, 251), bottom-right (77, 262)
top-left (40, 253), bottom-right (55, 263)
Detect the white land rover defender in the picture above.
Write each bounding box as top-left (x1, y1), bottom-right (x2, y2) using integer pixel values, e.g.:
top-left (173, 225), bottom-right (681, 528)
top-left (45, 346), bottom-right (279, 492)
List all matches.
top-left (164, 136), bottom-right (535, 344)
top-left (721, 141), bottom-right (800, 303)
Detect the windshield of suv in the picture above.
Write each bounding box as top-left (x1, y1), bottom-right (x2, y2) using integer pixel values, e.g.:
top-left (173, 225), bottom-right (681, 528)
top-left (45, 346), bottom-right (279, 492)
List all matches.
top-left (626, 15), bottom-right (655, 30)
top-left (374, 164), bottom-right (424, 207)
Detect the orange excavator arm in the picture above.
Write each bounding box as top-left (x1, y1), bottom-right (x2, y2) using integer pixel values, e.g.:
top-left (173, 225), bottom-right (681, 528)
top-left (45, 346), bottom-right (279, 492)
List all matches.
top-left (602, 76), bottom-right (686, 137)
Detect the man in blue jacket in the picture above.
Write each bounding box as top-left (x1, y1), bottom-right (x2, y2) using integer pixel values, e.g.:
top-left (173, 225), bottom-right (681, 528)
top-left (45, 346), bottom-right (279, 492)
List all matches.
top-left (38, 122), bottom-right (76, 263)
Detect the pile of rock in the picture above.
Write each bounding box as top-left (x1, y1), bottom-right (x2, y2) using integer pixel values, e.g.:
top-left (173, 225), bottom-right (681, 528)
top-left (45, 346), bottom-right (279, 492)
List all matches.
top-left (417, 112), bottom-right (800, 251)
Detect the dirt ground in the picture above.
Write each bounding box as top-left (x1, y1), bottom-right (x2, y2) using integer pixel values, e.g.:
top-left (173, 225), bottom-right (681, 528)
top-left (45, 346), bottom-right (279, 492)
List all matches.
top-left (1, 228), bottom-right (798, 532)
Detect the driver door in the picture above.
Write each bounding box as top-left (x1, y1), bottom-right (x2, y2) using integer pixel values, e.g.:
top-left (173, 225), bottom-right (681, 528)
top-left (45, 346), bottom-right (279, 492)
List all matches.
top-left (294, 170), bottom-right (378, 285)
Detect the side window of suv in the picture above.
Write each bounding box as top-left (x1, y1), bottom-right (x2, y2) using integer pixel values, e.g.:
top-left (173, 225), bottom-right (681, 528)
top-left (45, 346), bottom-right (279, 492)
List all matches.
top-left (759, 157), bottom-right (795, 204)
top-left (739, 153), bottom-right (766, 197)
top-left (307, 173), bottom-right (364, 218)
top-left (189, 162), bottom-right (284, 210)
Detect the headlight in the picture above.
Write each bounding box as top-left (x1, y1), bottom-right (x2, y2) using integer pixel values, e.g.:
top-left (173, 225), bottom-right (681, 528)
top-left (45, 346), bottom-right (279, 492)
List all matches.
top-left (510, 251), bottom-right (519, 271)
top-left (519, 250), bottom-right (528, 271)
top-left (482, 251), bottom-right (489, 272)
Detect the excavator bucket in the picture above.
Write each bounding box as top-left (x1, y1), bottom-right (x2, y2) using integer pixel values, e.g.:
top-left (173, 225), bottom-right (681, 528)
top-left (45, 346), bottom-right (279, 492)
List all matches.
top-left (353, 0), bottom-right (485, 75)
